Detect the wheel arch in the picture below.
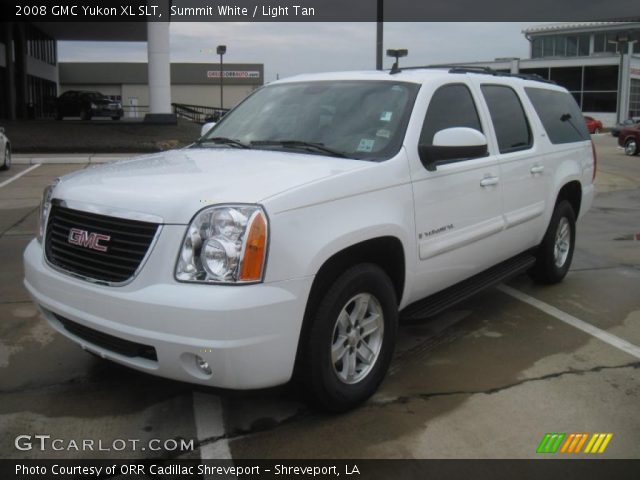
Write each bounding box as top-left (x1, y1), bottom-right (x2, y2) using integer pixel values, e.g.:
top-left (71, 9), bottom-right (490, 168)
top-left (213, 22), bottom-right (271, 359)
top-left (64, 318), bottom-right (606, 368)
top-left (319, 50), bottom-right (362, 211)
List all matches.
top-left (293, 235), bottom-right (406, 371)
top-left (555, 180), bottom-right (582, 218)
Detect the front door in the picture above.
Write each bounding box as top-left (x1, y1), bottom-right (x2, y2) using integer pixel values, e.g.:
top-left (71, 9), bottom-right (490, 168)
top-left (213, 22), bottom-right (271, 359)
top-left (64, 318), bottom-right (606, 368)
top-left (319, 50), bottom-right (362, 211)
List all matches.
top-left (408, 81), bottom-right (505, 300)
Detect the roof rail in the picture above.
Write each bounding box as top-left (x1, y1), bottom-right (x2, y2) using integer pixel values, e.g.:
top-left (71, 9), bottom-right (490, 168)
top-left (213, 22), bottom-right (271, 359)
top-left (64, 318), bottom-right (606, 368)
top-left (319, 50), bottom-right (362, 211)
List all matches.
top-left (392, 65), bottom-right (557, 85)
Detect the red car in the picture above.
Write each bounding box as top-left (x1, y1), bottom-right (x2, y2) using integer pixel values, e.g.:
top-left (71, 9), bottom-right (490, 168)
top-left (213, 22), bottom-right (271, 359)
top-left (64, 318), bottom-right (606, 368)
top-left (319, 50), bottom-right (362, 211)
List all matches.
top-left (618, 124), bottom-right (640, 156)
top-left (584, 116), bottom-right (603, 134)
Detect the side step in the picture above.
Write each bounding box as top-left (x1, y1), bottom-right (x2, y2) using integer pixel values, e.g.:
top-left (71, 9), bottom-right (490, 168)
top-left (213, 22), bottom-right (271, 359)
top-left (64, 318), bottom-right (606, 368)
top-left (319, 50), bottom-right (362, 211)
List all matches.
top-left (400, 253), bottom-right (536, 321)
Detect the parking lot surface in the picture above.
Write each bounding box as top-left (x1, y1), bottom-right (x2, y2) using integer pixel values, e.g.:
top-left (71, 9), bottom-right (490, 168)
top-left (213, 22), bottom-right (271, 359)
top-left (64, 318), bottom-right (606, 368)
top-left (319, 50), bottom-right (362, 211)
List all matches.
top-left (0, 134), bottom-right (638, 460)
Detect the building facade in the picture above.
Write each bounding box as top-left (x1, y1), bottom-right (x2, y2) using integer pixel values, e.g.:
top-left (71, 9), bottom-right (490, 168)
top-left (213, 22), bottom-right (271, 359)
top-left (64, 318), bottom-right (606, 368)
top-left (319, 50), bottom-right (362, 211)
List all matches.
top-left (59, 62), bottom-right (264, 118)
top-left (450, 22), bottom-right (640, 127)
top-left (1, 22), bottom-right (58, 119)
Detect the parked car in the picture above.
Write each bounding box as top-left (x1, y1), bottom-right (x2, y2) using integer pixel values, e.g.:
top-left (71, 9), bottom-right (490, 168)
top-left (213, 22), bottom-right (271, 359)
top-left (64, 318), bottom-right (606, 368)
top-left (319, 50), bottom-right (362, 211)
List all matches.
top-left (24, 68), bottom-right (595, 411)
top-left (55, 90), bottom-right (123, 121)
top-left (611, 118), bottom-right (640, 137)
top-left (618, 123), bottom-right (640, 156)
top-left (0, 126), bottom-right (10, 170)
top-left (583, 116), bottom-right (603, 134)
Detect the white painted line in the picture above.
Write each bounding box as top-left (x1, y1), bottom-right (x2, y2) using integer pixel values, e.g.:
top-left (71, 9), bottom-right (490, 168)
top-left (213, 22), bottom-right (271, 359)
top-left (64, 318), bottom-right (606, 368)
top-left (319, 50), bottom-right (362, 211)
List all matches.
top-left (193, 391), bottom-right (232, 460)
top-left (0, 164), bottom-right (41, 189)
top-left (498, 284), bottom-right (640, 360)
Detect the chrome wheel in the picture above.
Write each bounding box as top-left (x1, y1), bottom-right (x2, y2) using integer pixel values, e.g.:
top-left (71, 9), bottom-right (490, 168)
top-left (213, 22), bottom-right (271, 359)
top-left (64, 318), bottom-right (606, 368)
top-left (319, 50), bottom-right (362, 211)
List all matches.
top-left (625, 139), bottom-right (637, 156)
top-left (331, 293), bottom-right (384, 384)
top-left (554, 217), bottom-right (571, 268)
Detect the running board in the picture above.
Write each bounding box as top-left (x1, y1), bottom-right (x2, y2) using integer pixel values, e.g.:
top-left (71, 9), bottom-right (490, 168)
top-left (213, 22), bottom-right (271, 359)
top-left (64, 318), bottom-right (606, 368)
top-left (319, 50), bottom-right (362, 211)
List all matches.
top-left (400, 253), bottom-right (536, 321)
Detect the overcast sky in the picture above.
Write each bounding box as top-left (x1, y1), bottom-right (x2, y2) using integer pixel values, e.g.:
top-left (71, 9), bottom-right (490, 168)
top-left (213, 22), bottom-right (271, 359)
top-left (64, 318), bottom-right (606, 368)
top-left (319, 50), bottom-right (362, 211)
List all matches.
top-left (59, 22), bottom-right (539, 82)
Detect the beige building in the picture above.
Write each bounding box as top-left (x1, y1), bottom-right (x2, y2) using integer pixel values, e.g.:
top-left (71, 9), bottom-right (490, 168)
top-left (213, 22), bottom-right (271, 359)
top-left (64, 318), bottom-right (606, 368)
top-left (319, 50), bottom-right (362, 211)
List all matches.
top-left (59, 62), bottom-right (264, 118)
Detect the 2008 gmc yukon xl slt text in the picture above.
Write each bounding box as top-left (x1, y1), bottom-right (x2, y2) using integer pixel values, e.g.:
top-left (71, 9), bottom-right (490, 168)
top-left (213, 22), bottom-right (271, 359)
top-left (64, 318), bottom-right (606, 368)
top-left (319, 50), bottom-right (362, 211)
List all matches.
top-left (24, 68), bottom-right (595, 411)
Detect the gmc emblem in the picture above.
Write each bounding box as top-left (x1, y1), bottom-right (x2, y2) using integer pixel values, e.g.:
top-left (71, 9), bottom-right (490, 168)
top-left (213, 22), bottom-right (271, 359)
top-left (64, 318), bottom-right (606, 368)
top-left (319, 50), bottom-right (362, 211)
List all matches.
top-left (67, 228), bottom-right (111, 252)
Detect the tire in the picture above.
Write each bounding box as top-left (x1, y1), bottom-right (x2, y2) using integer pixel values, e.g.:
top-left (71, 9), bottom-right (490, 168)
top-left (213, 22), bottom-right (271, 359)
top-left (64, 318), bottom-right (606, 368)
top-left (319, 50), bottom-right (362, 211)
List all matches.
top-left (593, 128), bottom-right (600, 134)
top-left (80, 109), bottom-right (91, 121)
top-left (55, 110), bottom-right (63, 121)
top-left (529, 200), bottom-right (576, 284)
top-left (1, 145), bottom-right (10, 171)
top-left (624, 138), bottom-right (638, 156)
top-left (111, 116), bottom-right (121, 121)
top-left (300, 263), bottom-right (398, 412)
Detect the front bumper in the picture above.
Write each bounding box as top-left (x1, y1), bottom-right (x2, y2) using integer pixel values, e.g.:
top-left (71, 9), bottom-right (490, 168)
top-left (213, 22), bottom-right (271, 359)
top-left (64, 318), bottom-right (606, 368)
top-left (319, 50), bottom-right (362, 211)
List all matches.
top-left (23, 237), bottom-right (313, 389)
top-left (91, 107), bottom-right (123, 117)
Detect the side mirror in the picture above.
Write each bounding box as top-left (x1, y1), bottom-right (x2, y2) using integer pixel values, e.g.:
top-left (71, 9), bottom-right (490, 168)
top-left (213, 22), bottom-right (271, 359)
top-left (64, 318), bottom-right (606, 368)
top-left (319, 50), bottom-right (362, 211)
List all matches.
top-left (418, 127), bottom-right (488, 171)
top-left (200, 122), bottom-right (216, 137)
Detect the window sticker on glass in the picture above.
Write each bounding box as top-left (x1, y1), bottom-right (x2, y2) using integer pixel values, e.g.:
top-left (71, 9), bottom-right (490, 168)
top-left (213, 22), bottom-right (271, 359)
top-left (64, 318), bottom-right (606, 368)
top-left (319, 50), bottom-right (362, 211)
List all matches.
top-left (357, 138), bottom-right (376, 152)
top-left (380, 111), bottom-right (393, 122)
top-left (376, 129), bottom-right (391, 138)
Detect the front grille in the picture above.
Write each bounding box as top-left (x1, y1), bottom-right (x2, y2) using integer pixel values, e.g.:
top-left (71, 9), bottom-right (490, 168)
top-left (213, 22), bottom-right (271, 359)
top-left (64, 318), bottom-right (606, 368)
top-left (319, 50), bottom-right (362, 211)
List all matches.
top-left (45, 204), bottom-right (159, 284)
top-left (54, 313), bottom-right (158, 361)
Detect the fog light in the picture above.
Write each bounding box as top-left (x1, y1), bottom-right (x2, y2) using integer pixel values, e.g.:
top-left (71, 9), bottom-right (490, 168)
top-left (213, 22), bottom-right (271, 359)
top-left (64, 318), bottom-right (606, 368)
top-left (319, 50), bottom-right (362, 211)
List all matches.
top-left (195, 355), bottom-right (212, 375)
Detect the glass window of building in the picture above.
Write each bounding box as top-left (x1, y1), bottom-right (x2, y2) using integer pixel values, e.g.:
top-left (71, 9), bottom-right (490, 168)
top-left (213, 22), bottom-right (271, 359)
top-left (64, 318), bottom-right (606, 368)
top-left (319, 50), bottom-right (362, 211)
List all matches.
top-left (554, 36), bottom-right (567, 56)
top-left (543, 36), bottom-right (555, 57)
top-left (578, 34), bottom-right (590, 56)
top-left (566, 36), bottom-right (578, 56)
top-left (532, 38), bottom-right (543, 58)
top-left (593, 33), bottom-right (606, 53)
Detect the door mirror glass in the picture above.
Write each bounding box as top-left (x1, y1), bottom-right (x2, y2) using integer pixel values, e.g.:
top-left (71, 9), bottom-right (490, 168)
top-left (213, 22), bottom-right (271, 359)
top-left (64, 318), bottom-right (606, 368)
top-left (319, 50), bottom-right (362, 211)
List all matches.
top-left (200, 122), bottom-right (216, 137)
top-left (418, 127), bottom-right (488, 171)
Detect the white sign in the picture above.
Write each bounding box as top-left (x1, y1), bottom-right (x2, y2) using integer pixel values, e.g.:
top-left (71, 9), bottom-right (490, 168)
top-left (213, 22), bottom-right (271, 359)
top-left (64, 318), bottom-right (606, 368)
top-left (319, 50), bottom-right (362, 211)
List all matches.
top-left (207, 70), bottom-right (260, 79)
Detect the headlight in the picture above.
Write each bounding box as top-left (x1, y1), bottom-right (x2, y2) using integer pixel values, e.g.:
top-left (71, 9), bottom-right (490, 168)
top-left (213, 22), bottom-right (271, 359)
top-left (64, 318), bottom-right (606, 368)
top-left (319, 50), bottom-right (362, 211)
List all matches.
top-left (175, 205), bottom-right (268, 284)
top-left (37, 179), bottom-right (60, 243)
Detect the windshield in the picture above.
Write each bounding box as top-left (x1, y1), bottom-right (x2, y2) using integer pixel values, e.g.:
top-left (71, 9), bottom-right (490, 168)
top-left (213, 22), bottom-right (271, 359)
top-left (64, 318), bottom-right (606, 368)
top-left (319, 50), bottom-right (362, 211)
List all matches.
top-left (198, 80), bottom-right (420, 161)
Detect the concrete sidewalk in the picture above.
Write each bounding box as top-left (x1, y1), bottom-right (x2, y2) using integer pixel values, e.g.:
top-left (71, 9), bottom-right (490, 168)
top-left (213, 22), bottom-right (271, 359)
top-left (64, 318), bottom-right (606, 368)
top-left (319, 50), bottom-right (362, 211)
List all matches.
top-left (13, 153), bottom-right (140, 165)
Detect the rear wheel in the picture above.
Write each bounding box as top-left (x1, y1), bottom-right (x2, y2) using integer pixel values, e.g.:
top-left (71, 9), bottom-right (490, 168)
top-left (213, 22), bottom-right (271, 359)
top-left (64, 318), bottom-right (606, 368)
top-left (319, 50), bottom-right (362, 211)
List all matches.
top-left (111, 116), bottom-right (121, 121)
top-left (80, 108), bottom-right (91, 121)
top-left (529, 200), bottom-right (576, 284)
top-left (300, 263), bottom-right (398, 412)
top-left (593, 127), bottom-right (601, 134)
top-left (624, 138), bottom-right (638, 156)
top-left (0, 145), bottom-right (10, 171)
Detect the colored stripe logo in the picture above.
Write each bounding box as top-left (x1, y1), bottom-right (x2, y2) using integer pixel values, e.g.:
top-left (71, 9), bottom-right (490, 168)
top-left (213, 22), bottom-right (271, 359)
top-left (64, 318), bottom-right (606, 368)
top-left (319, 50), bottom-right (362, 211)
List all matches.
top-left (537, 433), bottom-right (613, 454)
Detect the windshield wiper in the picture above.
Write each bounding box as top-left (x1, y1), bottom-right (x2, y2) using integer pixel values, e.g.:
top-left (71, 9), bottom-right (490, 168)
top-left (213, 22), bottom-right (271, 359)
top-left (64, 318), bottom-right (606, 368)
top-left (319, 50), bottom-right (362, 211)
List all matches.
top-left (194, 137), bottom-right (251, 149)
top-left (251, 140), bottom-right (348, 158)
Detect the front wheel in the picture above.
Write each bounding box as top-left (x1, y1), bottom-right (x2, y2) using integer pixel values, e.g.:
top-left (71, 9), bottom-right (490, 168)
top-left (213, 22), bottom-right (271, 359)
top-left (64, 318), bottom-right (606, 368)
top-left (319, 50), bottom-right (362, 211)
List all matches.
top-left (529, 200), bottom-right (576, 284)
top-left (593, 128), bottom-right (601, 134)
top-left (300, 264), bottom-right (398, 412)
top-left (624, 138), bottom-right (638, 156)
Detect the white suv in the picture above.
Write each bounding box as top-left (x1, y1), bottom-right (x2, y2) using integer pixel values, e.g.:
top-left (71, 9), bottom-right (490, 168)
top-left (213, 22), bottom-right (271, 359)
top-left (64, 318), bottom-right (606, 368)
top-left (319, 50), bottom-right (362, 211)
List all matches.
top-left (24, 67), bottom-right (595, 411)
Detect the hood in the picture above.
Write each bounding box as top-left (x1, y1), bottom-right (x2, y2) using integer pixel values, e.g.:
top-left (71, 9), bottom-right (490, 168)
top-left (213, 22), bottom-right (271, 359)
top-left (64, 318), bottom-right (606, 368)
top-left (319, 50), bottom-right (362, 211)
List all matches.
top-left (53, 148), bottom-right (367, 223)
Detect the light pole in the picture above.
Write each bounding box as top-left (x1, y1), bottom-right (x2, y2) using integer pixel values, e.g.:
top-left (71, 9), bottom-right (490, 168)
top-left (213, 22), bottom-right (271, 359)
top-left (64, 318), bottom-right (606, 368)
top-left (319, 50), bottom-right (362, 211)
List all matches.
top-left (217, 45), bottom-right (226, 111)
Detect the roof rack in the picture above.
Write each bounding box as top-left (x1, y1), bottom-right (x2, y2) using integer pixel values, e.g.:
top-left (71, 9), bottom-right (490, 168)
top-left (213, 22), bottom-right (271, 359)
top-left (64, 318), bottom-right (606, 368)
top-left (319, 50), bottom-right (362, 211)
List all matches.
top-left (392, 65), bottom-right (557, 85)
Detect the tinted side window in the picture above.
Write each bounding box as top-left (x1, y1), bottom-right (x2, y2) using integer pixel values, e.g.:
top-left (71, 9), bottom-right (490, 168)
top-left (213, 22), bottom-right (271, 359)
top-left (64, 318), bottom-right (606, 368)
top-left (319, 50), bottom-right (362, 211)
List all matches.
top-left (481, 85), bottom-right (532, 154)
top-left (525, 87), bottom-right (590, 144)
top-left (420, 84), bottom-right (482, 145)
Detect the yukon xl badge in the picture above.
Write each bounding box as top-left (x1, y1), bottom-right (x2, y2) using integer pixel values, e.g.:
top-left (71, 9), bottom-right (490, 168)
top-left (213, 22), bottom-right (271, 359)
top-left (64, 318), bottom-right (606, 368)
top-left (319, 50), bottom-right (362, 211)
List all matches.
top-left (67, 228), bottom-right (111, 252)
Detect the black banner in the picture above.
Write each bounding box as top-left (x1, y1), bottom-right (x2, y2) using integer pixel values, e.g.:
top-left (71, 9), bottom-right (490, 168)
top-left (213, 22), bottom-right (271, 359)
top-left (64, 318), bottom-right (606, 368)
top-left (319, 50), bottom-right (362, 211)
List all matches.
top-left (3, 459), bottom-right (640, 480)
top-left (2, 0), bottom-right (640, 22)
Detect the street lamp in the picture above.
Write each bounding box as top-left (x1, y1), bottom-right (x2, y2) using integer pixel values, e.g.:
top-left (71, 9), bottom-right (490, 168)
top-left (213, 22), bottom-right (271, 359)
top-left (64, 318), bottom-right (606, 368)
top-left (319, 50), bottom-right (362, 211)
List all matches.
top-left (217, 45), bottom-right (226, 111)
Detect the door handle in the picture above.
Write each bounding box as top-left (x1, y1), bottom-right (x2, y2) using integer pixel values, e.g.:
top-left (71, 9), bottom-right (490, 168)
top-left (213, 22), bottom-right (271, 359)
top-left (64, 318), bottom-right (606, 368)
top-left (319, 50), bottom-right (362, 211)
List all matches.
top-left (480, 176), bottom-right (499, 187)
top-left (530, 165), bottom-right (545, 174)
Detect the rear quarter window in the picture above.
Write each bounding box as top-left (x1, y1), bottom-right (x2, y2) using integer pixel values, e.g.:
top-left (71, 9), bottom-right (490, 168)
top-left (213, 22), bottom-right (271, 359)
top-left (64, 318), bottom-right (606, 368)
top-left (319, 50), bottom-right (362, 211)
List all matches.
top-left (525, 87), bottom-right (590, 144)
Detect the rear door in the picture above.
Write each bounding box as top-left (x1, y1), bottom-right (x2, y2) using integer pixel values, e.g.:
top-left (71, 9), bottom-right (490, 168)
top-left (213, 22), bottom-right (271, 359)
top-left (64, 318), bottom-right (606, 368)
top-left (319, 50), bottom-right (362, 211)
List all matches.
top-left (478, 83), bottom-right (546, 256)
